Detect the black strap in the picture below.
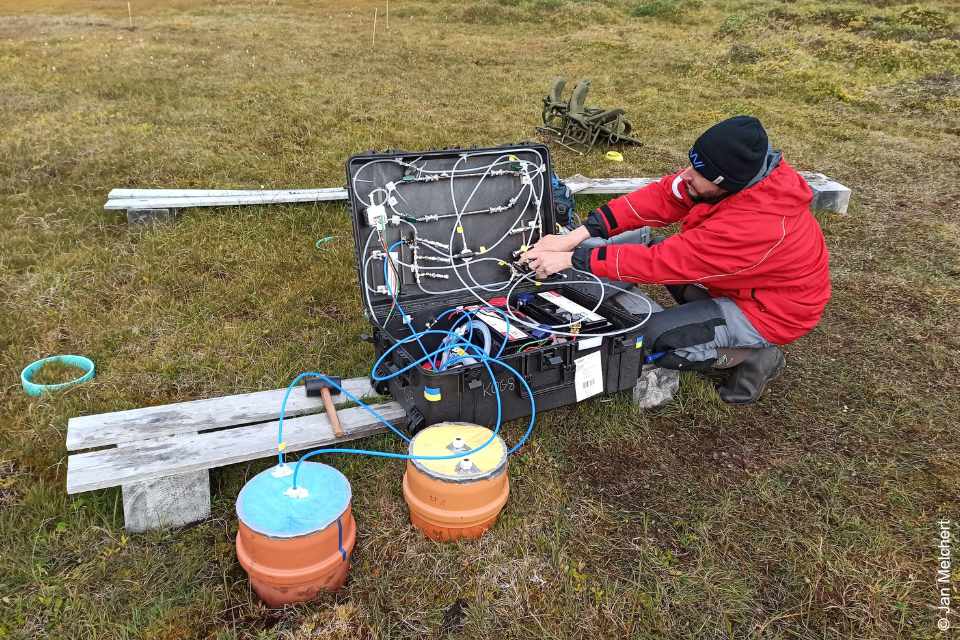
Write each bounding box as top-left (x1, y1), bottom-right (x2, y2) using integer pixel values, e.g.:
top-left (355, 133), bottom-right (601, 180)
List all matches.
top-left (598, 203), bottom-right (617, 231)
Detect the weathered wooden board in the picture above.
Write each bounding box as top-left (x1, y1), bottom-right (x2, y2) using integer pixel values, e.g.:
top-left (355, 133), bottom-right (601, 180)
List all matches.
top-left (106, 173), bottom-right (851, 217)
top-left (105, 190), bottom-right (348, 210)
top-left (566, 172), bottom-right (852, 214)
top-left (109, 188), bottom-right (343, 199)
top-left (66, 400), bottom-right (406, 493)
top-left (66, 376), bottom-right (375, 450)
top-left (563, 175), bottom-right (656, 195)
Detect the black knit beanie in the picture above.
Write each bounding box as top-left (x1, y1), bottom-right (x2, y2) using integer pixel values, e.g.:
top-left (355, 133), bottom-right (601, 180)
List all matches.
top-left (688, 115), bottom-right (769, 193)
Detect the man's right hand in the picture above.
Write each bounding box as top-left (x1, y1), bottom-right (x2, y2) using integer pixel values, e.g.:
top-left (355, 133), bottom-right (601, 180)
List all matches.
top-left (528, 226), bottom-right (590, 254)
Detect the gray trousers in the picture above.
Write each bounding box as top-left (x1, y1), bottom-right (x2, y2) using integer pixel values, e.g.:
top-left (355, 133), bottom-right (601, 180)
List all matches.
top-left (576, 228), bottom-right (770, 368)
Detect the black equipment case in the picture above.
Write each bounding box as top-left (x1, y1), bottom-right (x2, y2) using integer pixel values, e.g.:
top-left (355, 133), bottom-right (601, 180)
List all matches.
top-left (346, 143), bottom-right (644, 433)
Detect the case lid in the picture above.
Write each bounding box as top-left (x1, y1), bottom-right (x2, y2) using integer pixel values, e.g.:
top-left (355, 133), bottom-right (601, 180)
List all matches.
top-left (236, 462), bottom-right (351, 538)
top-left (346, 144), bottom-right (555, 317)
top-left (409, 422), bottom-right (508, 481)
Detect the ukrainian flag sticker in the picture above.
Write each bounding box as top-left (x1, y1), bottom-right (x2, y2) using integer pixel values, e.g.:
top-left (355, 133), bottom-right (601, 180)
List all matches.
top-left (635, 336), bottom-right (644, 349)
top-left (424, 386), bottom-right (442, 402)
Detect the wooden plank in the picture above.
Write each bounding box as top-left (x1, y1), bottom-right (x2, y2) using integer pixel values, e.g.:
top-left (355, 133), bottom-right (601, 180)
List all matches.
top-left (105, 177), bottom-right (642, 209)
top-left (66, 376), bottom-right (376, 451)
top-left (564, 175), bottom-right (656, 195)
top-left (565, 173), bottom-right (851, 213)
top-left (104, 190), bottom-right (348, 210)
top-left (106, 173), bottom-right (851, 215)
top-left (109, 188), bottom-right (344, 199)
top-left (67, 400), bottom-right (406, 493)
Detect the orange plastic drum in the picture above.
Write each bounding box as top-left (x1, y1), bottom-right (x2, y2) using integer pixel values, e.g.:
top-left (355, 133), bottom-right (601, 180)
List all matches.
top-left (402, 422), bottom-right (509, 541)
top-left (235, 462), bottom-right (356, 607)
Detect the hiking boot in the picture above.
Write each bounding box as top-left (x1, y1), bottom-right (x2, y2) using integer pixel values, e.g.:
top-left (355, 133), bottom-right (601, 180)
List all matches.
top-left (716, 347), bottom-right (785, 405)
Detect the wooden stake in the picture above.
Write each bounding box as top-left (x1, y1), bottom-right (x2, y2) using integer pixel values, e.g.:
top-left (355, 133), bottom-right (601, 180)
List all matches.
top-left (127, 2), bottom-right (133, 29)
top-left (372, 7), bottom-right (378, 47)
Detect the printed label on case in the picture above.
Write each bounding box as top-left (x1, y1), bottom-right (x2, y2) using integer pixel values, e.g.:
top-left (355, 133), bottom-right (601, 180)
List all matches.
top-left (574, 351), bottom-right (604, 402)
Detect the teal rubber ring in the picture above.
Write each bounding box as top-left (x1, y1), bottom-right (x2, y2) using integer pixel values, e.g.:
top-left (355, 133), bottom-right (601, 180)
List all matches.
top-left (20, 355), bottom-right (96, 397)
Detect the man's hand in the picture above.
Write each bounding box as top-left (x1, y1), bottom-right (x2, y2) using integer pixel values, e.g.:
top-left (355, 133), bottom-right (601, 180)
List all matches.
top-left (521, 247), bottom-right (573, 279)
top-left (529, 226), bottom-right (590, 253)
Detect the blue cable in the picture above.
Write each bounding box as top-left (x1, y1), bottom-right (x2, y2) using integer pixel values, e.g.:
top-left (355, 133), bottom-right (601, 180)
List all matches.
top-left (446, 305), bottom-right (513, 359)
top-left (282, 312), bottom-right (538, 487)
top-left (290, 351), bottom-right (536, 487)
top-left (291, 342), bottom-right (503, 487)
top-left (277, 371), bottom-right (413, 465)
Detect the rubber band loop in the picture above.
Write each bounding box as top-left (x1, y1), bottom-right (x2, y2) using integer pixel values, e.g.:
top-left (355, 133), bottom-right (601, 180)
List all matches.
top-left (20, 355), bottom-right (95, 397)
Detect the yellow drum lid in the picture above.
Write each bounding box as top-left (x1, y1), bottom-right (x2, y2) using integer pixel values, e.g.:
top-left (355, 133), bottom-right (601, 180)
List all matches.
top-left (409, 422), bottom-right (507, 481)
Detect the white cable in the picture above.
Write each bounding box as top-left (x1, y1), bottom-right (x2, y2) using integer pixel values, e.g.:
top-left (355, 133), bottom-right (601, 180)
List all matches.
top-left (354, 149), bottom-right (653, 342)
top-left (436, 150), bottom-right (653, 338)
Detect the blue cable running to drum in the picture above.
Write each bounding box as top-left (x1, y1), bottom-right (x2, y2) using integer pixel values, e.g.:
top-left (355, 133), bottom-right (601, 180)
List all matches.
top-left (275, 311), bottom-right (537, 488)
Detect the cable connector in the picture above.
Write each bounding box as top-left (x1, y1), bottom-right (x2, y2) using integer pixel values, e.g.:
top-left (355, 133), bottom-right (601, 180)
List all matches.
top-left (271, 463), bottom-right (293, 478)
top-left (284, 486), bottom-right (310, 499)
top-left (420, 272), bottom-right (450, 280)
top-left (366, 204), bottom-right (387, 228)
top-left (375, 285), bottom-right (389, 295)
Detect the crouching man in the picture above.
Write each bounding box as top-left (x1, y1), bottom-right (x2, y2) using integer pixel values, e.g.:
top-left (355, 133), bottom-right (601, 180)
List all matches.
top-left (522, 116), bottom-right (831, 404)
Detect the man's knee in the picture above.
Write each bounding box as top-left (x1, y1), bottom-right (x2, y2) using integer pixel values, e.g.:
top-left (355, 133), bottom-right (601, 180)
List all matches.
top-left (642, 299), bottom-right (725, 353)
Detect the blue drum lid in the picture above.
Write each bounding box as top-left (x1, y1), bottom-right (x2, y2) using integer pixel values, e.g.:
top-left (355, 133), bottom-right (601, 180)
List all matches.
top-left (236, 462), bottom-right (352, 538)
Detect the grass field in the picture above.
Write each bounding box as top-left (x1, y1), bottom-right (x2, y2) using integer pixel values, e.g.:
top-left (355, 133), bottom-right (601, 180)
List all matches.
top-left (1, 0), bottom-right (959, 637)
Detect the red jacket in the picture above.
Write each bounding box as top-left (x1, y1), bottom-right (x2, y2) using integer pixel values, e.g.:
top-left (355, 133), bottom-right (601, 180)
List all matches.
top-left (581, 160), bottom-right (831, 345)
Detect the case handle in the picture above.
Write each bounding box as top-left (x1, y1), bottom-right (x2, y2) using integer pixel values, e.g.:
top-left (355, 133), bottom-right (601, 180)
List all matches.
top-left (519, 364), bottom-right (574, 398)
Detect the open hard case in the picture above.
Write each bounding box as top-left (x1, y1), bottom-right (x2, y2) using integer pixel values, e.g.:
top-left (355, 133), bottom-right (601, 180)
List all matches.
top-left (346, 143), bottom-right (645, 433)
